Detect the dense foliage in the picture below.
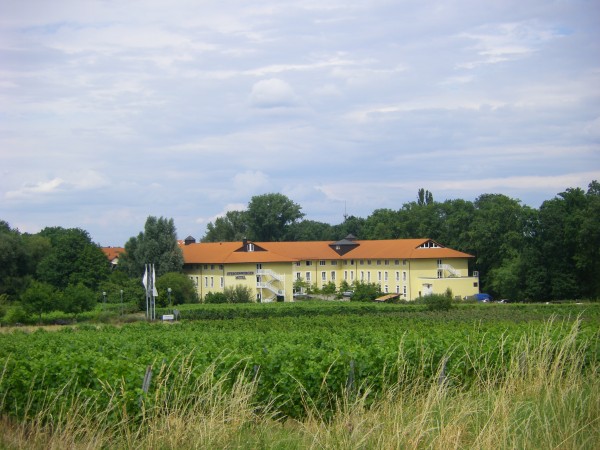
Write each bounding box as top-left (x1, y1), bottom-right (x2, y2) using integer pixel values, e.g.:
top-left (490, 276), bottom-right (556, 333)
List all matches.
top-left (202, 181), bottom-right (600, 301)
top-left (119, 216), bottom-right (184, 278)
top-left (1, 303), bottom-right (598, 422)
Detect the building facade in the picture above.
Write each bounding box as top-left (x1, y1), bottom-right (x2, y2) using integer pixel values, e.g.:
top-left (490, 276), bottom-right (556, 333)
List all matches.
top-left (180, 236), bottom-right (480, 302)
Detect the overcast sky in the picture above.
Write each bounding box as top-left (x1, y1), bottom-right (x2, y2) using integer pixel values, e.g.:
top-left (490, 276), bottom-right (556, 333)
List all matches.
top-left (1, 0), bottom-right (599, 246)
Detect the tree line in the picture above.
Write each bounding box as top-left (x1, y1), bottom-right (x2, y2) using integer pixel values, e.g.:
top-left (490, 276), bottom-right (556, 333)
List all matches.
top-left (1, 181), bottom-right (598, 321)
top-left (203, 184), bottom-right (600, 301)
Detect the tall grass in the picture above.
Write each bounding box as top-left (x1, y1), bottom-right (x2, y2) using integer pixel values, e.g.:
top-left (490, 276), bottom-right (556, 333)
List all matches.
top-left (1, 319), bottom-right (598, 449)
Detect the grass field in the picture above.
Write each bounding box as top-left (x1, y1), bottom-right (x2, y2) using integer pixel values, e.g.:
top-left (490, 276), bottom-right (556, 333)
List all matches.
top-left (1, 302), bottom-right (598, 449)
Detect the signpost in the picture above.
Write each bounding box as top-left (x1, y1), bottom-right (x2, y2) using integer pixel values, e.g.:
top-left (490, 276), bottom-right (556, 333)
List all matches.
top-left (142, 264), bottom-right (158, 320)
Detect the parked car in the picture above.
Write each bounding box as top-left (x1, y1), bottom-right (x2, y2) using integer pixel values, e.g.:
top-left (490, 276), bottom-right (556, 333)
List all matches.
top-left (474, 293), bottom-right (492, 302)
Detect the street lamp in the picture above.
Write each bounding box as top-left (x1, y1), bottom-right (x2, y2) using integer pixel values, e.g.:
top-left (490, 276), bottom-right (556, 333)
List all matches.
top-left (120, 289), bottom-right (124, 316)
top-left (168, 287), bottom-right (172, 310)
top-left (102, 291), bottom-right (107, 309)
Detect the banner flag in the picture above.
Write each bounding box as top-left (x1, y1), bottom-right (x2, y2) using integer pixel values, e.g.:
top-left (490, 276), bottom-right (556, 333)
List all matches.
top-left (152, 266), bottom-right (158, 297)
top-left (142, 265), bottom-right (148, 290)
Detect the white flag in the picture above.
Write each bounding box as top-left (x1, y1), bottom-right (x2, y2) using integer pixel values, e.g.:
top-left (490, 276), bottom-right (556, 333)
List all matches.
top-left (142, 265), bottom-right (148, 290)
top-left (152, 266), bottom-right (158, 297)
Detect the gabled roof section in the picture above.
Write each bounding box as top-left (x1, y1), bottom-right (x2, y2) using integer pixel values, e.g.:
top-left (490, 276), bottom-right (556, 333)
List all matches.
top-left (330, 234), bottom-right (360, 256)
top-left (101, 247), bottom-right (124, 259)
top-left (179, 238), bottom-right (473, 264)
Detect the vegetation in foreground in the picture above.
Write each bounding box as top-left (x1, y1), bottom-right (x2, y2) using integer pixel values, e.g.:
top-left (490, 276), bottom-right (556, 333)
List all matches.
top-left (1, 316), bottom-right (598, 449)
top-left (1, 303), bottom-right (598, 449)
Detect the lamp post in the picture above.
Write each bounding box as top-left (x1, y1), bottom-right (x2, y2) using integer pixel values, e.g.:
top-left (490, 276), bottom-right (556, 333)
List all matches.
top-left (120, 289), bottom-right (123, 316)
top-left (168, 287), bottom-right (172, 311)
top-left (102, 291), bottom-right (107, 310)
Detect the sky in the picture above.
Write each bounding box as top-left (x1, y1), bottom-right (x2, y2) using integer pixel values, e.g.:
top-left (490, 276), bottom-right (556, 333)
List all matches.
top-left (1, 0), bottom-right (599, 246)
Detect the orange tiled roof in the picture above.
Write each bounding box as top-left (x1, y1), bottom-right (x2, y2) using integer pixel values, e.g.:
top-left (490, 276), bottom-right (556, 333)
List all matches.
top-left (180, 239), bottom-right (473, 264)
top-left (101, 247), bottom-right (125, 260)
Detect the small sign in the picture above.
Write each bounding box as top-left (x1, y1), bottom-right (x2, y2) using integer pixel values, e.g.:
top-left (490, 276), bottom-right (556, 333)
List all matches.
top-left (162, 314), bottom-right (175, 321)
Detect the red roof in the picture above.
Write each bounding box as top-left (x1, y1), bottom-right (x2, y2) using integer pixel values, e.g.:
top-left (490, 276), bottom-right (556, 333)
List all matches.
top-left (180, 239), bottom-right (473, 264)
top-left (101, 247), bottom-right (125, 261)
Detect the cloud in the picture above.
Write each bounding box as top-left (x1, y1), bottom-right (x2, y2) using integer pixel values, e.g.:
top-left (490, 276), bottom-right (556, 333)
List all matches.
top-left (249, 78), bottom-right (299, 108)
top-left (5, 178), bottom-right (64, 199)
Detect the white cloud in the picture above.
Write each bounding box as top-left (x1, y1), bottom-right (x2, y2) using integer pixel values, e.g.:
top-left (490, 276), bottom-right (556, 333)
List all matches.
top-left (5, 178), bottom-right (64, 199)
top-left (249, 78), bottom-right (299, 108)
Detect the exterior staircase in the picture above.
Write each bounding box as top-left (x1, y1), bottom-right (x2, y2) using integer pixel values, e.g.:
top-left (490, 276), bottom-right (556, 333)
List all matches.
top-left (257, 269), bottom-right (285, 302)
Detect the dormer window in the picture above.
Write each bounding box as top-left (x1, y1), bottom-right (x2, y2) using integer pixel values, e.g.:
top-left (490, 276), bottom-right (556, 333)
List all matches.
top-left (247, 243), bottom-right (254, 252)
top-left (418, 240), bottom-right (443, 249)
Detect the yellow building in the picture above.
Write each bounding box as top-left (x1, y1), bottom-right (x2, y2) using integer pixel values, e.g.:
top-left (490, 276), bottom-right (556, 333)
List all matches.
top-left (180, 235), bottom-right (480, 302)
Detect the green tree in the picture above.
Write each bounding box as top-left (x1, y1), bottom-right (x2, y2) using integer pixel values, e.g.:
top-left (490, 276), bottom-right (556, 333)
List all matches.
top-left (60, 283), bottom-right (96, 316)
top-left (155, 272), bottom-right (198, 307)
top-left (202, 210), bottom-right (248, 242)
top-left (37, 227), bottom-right (109, 290)
top-left (246, 193), bottom-right (304, 241)
top-left (119, 216), bottom-right (184, 278)
top-left (285, 220), bottom-right (335, 241)
top-left (417, 188), bottom-right (434, 206)
top-left (20, 281), bottom-right (57, 321)
top-left (350, 281), bottom-right (382, 302)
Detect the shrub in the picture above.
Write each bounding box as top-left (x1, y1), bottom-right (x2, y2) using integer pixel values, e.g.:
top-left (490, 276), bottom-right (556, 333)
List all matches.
top-left (225, 285), bottom-right (253, 303)
top-left (205, 292), bottom-right (228, 304)
top-left (422, 293), bottom-right (453, 311)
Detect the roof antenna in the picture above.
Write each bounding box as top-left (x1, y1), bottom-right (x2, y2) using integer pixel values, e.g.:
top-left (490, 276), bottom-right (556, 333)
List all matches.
top-left (343, 201), bottom-right (348, 221)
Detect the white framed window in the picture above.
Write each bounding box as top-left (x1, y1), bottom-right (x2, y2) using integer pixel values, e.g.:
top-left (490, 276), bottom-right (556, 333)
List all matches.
top-left (396, 271), bottom-right (400, 282)
top-left (320, 260), bottom-right (326, 266)
top-left (306, 261), bottom-right (312, 266)
top-left (306, 272), bottom-right (311, 281)
top-left (403, 259), bottom-right (407, 266)
top-left (331, 271), bottom-right (336, 281)
top-left (350, 271), bottom-right (354, 281)
top-left (396, 285), bottom-right (400, 294)
top-left (384, 271), bottom-right (388, 281)
top-left (394, 260), bottom-right (400, 265)
top-left (220, 277), bottom-right (224, 288)
top-left (367, 260), bottom-right (372, 265)
top-left (204, 276), bottom-right (208, 287)
top-left (296, 272), bottom-right (301, 280)
top-left (360, 271), bottom-right (365, 281)
top-left (378, 271), bottom-right (382, 281)
top-left (210, 264), bottom-right (215, 270)
top-left (376, 260), bottom-right (382, 266)
top-left (295, 261), bottom-right (301, 266)
top-left (403, 271), bottom-right (407, 281)
top-left (321, 271), bottom-right (327, 281)
top-left (344, 270), bottom-right (348, 280)
top-left (367, 272), bottom-right (371, 282)
top-left (403, 286), bottom-right (407, 296)
top-left (210, 276), bottom-right (214, 288)
top-left (331, 260), bottom-right (338, 266)
top-left (384, 285), bottom-right (389, 293)
top-left (437, 269), bottom-right (443, 279)
top-left (384, 260), bottom-right (389, 266)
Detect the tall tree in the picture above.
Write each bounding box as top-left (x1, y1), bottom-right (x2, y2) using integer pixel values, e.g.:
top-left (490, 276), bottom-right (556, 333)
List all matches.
top-left (119, 216), bottom-right (184, 278)
top-left (37, 227), bottom-right (109, 290)
top-left (246, 193), bottom-right (304, 241)
top-left (202, 210), bottom-right (248, 242)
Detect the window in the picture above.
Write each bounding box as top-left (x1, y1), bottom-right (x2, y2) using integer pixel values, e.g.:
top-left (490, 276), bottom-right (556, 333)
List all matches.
top-left (359, 260), bottom-right (364, 265)
top-left (247, 243), bottom-right (255, 252)
top-left (296, 272), bottom-right (301, 280)
top-left (320, 260), bottom-right (326, 266)
top-left (321, 271), bottom-right (326, 281)
top-left (306, 272), bottom-right (311, 281)
top-left (376, 260), bottom-right (382, 265)
top-left (394, 260), bottom-right (400, 265)
top-left (437, 270), bottom-right (443, 279)
top-left (256, 263), bottom-right (262, 270)
top-left (384, 285), bottom-right (389, 293)
top-left (344, 271), bottom-right (348, 280)
top-left (360, 271), bottom-right (365, 281)
top-left (331, 260), bottom-right (338, 266)
top-left (295, 261), bottom-right (301, 266)
top-left (384, 271), bottom-right (388, 281)
top-left (203, 264), bottom-right (208, 270)
top-left (210, 264), bottom-right (215, 270)
top-left (396, 271), bottom-right (400, 282)
top-left (403, 286), bottom-right (407, 295)
top-left (210, 277), bottom-right (214, 287)
top-left (403, 271), bottom-right (407, 281)
top-left (403, 259), bottom-right (407, 266)
top-left (204, 277), bottom-right (208, 287)
top-left (378, 271), bottom-right (382, 281)
top-left (473, 282), bottom-right (478, 287)
top-left (350, 260), bottom-right (355, 265)
top-left (384, 260), bottom-right (389, 266)
top-left (437, 259), bottom-right (443, 267)
top-left (367, 260), bottom-right (372, 265)
top-left (331, 271), bottom-right (336, 281)
top-left (220, 277), bottom-right (224, 288)
top-left (219, 265), bottom-right (224, 270)
top-left (367, 272), bottom-right (371, 282)
top-left (350, 271), bottom-right (354, 281)
top-left (306, 261), bottom-right (312, 266)
top-left (396, 285), bottom-right (400, 294)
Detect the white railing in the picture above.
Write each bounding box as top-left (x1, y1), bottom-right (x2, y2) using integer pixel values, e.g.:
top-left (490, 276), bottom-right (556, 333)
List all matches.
top-left (257, 269), bottom-right (283, 281)
top-left (441, 264), bottom-right (461, 277)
